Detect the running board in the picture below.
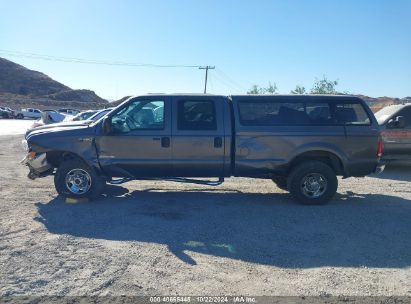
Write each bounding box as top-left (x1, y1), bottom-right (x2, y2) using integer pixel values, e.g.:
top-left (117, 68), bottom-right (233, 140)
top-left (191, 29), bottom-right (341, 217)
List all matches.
top-left (108, 177), bottom-right (132, 185)
top-left (108, 177), bottom-right (224, 186)
top-left (161, 177), bottom-right (224, 186)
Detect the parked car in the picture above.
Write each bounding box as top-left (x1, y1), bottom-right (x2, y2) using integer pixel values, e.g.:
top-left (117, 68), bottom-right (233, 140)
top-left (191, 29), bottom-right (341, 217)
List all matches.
top-left (88, 108), bottom-right (113, 121)
top-left (15, 108), bottom-right (43, 119)
top-left (22, 94), bottom-right (384, 205)
top-left (375, 103), bottom-right (411, 161)
top-left (30, 110), bottom-right (68, 128)
top-left (0, 107), bottom-right (13, 118)
top-left (26, 108), bottom-right (113, 135)
top-left (68, 110), bottom-right (98, 122)
top-left (58, 108), bottom-right (80, 115)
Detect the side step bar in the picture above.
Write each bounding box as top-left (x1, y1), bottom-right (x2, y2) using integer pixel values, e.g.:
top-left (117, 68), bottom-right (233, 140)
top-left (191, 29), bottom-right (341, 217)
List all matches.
top-left (162, 177), bottom-right (224, 186)
top-left (108, 177), bottom-right (224, 186)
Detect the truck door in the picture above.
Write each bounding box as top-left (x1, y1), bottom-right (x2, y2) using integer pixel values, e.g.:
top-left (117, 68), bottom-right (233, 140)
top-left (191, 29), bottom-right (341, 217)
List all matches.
top-left (95, 96), bottom-right (173, 177)
top-left (171, 96), bottom-right (225, 177)
top-left (382, 106), bottom-right (411, 159)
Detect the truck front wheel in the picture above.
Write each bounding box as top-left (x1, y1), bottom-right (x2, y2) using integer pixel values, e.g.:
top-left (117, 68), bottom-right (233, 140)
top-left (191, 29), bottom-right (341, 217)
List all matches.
top-left (54, 159), bottom-right (105, 199)
top-left (287, 161), bottom-right (337, 205)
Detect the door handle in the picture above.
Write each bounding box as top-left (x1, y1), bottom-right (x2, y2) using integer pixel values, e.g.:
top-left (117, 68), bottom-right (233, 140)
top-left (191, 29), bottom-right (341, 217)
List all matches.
top-left (161, 137), bottom-right (170, 148)
top-left (214, 137), bottom-right (223, 148)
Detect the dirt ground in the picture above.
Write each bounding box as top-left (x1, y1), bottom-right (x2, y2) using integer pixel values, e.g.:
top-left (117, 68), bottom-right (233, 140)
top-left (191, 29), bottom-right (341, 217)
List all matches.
top-left (0, 124), bottom-right (410, 296)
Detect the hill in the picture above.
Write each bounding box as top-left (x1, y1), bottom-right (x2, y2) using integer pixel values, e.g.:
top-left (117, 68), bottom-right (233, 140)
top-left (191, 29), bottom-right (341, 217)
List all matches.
top-left (357, 95), bottom-right (411, 112)
top-left (0, 57), bottom-right (107, 105)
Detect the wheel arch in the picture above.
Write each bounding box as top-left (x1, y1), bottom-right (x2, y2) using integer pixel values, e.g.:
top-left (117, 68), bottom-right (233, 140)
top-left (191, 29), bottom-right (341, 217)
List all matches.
top-left (46, 150), bottom-right (104, 176)
top-left (288, 150), bottom-right (345, 176)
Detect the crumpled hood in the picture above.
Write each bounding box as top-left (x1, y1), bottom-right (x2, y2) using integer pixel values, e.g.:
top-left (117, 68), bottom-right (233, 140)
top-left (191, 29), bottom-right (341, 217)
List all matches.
top-left (25, 120), bottom-right (92, 139)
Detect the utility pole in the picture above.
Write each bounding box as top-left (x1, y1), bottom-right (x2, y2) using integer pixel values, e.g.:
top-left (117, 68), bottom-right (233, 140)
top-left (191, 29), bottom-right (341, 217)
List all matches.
top-left (199, 66), bottom-right (215, 94)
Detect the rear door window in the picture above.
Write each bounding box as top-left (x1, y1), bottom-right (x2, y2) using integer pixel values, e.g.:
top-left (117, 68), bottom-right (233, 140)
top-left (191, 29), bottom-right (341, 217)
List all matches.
top-left (177, 100), bottom-right (217, 130)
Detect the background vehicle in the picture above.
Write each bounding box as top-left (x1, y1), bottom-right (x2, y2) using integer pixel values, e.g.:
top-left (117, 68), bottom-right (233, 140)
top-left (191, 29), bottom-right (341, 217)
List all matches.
top-left (88, 108), bottom-right (113, 121)
top-left (0, 107), bottom-right (13, 118)
top-left (30, 110), bottom-right (68, 128)
top-left (26, 108), bottom-right (113, 134)
top-left (15, 108), bottom-right (42, 119)
top-left (23, 95), bottom-right (383, 205)
top-left (375, 103), bottom-right (411, 161)
top-left (67, 110), bottom-right (98, 121)
top-left (58, 108), bottom-right (80, 115)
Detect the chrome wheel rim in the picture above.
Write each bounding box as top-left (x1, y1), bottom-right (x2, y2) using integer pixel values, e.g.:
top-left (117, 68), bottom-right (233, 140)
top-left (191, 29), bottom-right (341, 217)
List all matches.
top-left (65, 169), bottom-right (91, 194)
top-left (301, 173), bottom-right (327, 198)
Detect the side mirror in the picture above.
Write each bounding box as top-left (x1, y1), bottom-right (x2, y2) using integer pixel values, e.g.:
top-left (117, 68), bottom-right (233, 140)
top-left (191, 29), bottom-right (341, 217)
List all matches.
top-left (102, 117), bottom-right (112, 134)
top-left (387, 116), bottom-right (405, 129)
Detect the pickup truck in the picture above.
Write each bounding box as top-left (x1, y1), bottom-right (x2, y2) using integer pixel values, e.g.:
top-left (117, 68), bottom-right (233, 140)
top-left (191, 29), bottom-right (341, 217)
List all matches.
top-left (16, 108), bottom-right (42, 119)
top-left (22, 94), bottom-right (384, 205)
top-left (374, 103), bottom-right (411, 161)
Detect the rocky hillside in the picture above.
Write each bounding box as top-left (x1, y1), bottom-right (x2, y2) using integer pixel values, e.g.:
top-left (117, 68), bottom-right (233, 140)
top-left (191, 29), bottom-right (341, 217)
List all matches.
top-left (358, 95), bottom-right (411, 112)
top-left (0, 57), bottom-right (107, 104)
top-left (110, 95), bottom-right (132, 107)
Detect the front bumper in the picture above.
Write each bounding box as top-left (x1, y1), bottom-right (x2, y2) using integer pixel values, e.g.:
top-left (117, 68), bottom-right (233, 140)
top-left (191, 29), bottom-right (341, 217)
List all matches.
top-left (21, 152), bottom-right (53, 179)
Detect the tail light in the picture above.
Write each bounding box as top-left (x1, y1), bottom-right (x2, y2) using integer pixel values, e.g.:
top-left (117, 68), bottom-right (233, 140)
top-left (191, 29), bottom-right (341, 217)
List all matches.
top-left (377, 138), bottom-right (383, 158)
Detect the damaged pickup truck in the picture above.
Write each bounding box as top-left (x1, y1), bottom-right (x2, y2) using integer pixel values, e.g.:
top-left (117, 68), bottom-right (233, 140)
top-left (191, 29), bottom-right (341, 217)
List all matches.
top-left (22, 94), bottom-right (385, 204)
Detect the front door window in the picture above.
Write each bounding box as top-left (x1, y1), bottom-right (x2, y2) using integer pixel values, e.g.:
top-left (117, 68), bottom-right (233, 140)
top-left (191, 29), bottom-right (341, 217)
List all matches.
top-left (111, 100), bottom-right (165, 133)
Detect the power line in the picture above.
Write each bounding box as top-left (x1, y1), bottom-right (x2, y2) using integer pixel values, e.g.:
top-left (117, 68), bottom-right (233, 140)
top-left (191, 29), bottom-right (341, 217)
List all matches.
top-left (212, 71), bottom-right (243, 93)
top-left (215, 68), bottom-right (247, 92)
top-left (0, 49), bottom-right (203, 68)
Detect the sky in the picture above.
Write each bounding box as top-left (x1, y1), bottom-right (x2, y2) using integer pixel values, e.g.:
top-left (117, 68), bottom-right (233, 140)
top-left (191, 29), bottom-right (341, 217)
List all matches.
top-left (1, 0), bottom-right (410, 100)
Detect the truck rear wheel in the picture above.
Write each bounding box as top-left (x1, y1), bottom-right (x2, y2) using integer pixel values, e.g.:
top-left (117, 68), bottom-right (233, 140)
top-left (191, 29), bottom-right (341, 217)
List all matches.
top-left (287, 161), bottom-right (337, 205)
top-left (54, 159), bottom-right (105, 199)
top-left (16, 113), bottom-right (24, 119)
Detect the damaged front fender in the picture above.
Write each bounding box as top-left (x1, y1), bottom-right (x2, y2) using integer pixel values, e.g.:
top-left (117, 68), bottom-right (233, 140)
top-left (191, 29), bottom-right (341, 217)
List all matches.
top-left (21, 152), bottom-right (53, 179)
top-left (23, 124), bottom-right (102, 179)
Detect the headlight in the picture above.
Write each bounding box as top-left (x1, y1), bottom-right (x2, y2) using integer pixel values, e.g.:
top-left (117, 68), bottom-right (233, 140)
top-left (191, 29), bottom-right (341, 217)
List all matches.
top-left (22, 139), bottom-right (28, 152)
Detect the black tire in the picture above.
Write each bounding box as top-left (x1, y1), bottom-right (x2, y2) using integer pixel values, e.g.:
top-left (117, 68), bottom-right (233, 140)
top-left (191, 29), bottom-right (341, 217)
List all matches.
top-left (287, 161), bottom-right (338, 205)
top-left (272, 176), bottom-right (288, 191)
top-left (16, 113), bottom-right (24, 119)
top-left (54, 158), bottom-right (105, 199)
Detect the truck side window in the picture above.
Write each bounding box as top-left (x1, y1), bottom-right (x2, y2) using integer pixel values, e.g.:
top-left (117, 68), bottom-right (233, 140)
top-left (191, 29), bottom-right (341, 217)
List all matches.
top-left (111, 100), bottom-right (164, 133)
top-left (177, 100), bottom-right (217, 130)
top-left (238, 101), bottom-right (307, 125)
top-left (306, 103), bottom-right (332, 125)
top-left (395, 107), bottom-right (411, 128)
top-left (334, 103), bottom-right (370, 125)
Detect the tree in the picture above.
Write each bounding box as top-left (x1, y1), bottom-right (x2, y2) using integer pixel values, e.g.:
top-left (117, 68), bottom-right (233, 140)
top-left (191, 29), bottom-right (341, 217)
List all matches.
top-left (247, 82), bottom-right (278, 94)
top-left (265, 82), bottom-right (278, 94)
top-left (247, 85), bottom-right (263, 94)
top-left (310, 76), bottom-right (338, 94)
top-left (291, 85), bottom-right (306, 94)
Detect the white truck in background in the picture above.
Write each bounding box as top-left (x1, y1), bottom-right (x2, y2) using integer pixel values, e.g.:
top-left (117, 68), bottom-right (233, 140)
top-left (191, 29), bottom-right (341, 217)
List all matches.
top-left (16, 108), bottom-right (43, 119)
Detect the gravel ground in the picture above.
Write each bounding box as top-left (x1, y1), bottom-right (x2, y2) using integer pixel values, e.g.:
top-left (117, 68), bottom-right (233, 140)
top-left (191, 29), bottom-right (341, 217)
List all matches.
top-left (0, 130), bottom-right (410, 296)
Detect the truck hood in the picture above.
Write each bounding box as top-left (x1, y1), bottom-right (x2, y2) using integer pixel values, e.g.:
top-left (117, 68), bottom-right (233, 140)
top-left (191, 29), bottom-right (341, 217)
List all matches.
top-left (26, 122), bottom-right (95, 140)
top-left (25, 120), bottom-right (93, 138)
